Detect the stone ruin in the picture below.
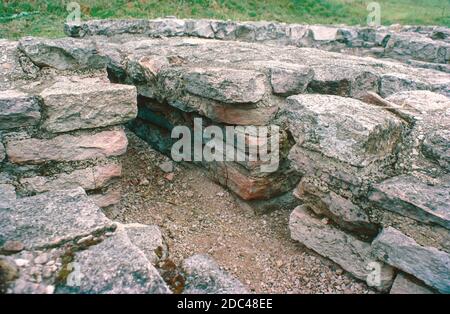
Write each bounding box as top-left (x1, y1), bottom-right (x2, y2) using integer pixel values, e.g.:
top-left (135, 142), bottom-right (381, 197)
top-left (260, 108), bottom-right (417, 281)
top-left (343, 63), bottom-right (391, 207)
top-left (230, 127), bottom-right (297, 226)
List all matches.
top-left (0, 18), bottom-right (449, 294)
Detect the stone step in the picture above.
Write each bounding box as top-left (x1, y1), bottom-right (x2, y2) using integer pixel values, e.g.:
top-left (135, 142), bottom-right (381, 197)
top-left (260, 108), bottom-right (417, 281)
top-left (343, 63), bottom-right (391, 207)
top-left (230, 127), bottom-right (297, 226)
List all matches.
top-left (389, 272), bottom-right (434, 294)
top-left (369, 175), bottom-right (450, 230)
top-left (372, 227), bottom-right (450, 293)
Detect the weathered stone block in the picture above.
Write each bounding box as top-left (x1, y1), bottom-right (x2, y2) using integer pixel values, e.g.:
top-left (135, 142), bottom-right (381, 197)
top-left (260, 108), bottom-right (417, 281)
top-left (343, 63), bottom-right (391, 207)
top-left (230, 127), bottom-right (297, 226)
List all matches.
top-left (0, 184), bottom-right (16, 208)
top-left (40, 80), bottom-right (137, 133)
top-left (0, 90), bottom-right (40, 130)
top-left (61, 229), bottom-right (170, 294)
top-left (372, 227), bottom-right (450, 293)
top-left (369, 175), bottom-right (450, 230)
top-left (0, 188), bottom-right (114, 250)
top-left (18, 37), bottom-right (107, 70)
top-left (184, 68), bottom-right (266, 104)
top-left (283, 94), bottom-right (403, 167)
top-left (269, 63), bottom-right (314, 96)
top-left (289, 205), bottom-right (394, 291)
top-left (20, 163), bottom-right (122, 193)
top-left (6, 129), bottom-right (128, 165)
top-left (182, 254), bottom-right (248, 294)
top-left (390, 273), bottom-right (434, 294)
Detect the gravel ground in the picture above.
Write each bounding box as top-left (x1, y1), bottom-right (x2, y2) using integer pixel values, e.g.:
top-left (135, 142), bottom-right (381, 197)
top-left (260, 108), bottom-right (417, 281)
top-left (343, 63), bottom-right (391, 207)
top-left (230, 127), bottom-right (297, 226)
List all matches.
top-left (107, 131), bottom-right (376, 294)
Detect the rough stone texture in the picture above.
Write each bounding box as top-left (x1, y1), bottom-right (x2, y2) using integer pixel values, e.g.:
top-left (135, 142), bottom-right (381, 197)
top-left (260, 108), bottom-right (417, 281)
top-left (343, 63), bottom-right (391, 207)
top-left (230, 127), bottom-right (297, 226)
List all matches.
top-left (372, 227), bottom-right (450, 293)
top-left (89, 186), bottom-right (122, 208)
top-left (61, 229), bottom-right (170, 294)
top-left (18, 37), bottom-right (107, 71)
top-left (0, 90), bottom-right (41, 130)
top-left (0, 141), bottom-right (5, 163)
top-left (268, 63), bottom-right (314, 96)
top-left (0, 188), bottom-right (115, 250)
top-left (289, 205), bottom-right (394, 291)
top-left (369, 175), bottom-right (450, 230)
top-left (182, 254), bottom-right (249, 294)
top-left (283, 94), bottom-right (403, 167)
top-left (295, 178), bottom-right (377, 236)
top-left (20, 163), bottom-right (122, 193)
top-left (184, 68), bottom-right (266, 104)
top-left (6, 129), bottom-right (128, 165)
top-left (0, 184), bottom-right (16, 208)
top-left (390, 272), bottom-right (434, 294)
top-left (40, 80), bottom-right (137, 133)
top-left (121, 223), bottom-right (168, 264)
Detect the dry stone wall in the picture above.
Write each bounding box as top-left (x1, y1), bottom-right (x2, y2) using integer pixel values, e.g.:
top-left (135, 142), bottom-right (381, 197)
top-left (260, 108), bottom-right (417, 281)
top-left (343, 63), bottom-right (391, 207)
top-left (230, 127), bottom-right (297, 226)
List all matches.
top-left (0, 18), bottom-right (449, 294)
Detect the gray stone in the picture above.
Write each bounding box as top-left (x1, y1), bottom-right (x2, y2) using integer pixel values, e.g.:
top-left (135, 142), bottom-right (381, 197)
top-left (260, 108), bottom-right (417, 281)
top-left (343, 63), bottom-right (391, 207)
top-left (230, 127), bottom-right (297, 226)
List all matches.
top-left (20, 163), bottom-right (122, 193)
top-left (0, 140), bottom-right (5, 163)
top-left (158, 161), bottom-right (173, 173)
top-left (309, 26), bottom-right (338, 41)
top-left (121, 223), bottom-right (168, 264)
top-left (0, 188), bottom-right (115, 250)
top-left (59, 228), bottom-right (170, 294)
top-left (184, 68), bottom-right (266, 104)
top-left (372, 227), bottom-right (450, 293)
top-left (6, 129), bottom-right (128, 165)
top-left (390, 273), bottom-right (434, 294)
top-left (369, 175), bottom-right (450, 230)
top-left (269, 63), bottom-right (314, 96)
top-left (283, 94), bottom-right (403, 167)
top-left (422, 129), bottom-right (450, 170)
top-left (40, 80), bottom-right (137, 133)
top-left (18, 37), bottom-right (107, 71)
top-left (182, 254), bottom-right (249, 294)
top-left (0, 90), bottom-right (41, 130)
top-left (379, 73), bottom-right (430, 97)
top-left (0, 184), bottom-right (16, 208)
top-left (295, 178), bottom-right (377, 236)
top-left (186, 19), bottom-right (215, 38)
top-left (289, 205), bottom-right (394, 291)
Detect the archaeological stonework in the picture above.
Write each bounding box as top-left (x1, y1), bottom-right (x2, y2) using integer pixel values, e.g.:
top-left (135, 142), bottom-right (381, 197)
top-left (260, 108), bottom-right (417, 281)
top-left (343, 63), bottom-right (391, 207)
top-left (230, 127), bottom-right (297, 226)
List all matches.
top-left (0, 18), bottom-right (449, 294)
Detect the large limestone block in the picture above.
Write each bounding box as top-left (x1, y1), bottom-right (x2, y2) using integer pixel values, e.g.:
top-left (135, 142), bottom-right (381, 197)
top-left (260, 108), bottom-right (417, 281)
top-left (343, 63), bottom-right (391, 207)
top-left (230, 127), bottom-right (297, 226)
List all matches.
top-left (0, 188), bottom-right (114, 250)
top-left (6, 129), bottom-right (128, 165)
top-left (0, 184), bottom-right (16, 208)
top-left (283, 94), bottom-right (403, 167)
top-left (182, 254), bottom-right (248, 294)
top-left (369, 175), bottom-right (450, 230)
top-left (372, 227), bottom-right (450, 293)
top-left (289, 205), bottom-right (394, 291)
top-left (20, 163), bottom-right (122, 193)
top-left (0, 90), bottom-right (41, 130)
top-left (184, 67), bottom-right (266, 104)
top-left (41, 81), bottom-right (137, 133)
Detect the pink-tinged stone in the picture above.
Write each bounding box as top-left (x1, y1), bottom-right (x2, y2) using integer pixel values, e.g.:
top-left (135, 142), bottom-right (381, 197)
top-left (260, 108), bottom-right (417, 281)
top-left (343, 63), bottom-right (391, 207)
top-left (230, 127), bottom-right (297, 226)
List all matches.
top-left (89, 188), bottom-right (122, 208)
top-left (6, 129), bottom-right (128, 165)
top-left (20, 163), bottom-right (122, 193)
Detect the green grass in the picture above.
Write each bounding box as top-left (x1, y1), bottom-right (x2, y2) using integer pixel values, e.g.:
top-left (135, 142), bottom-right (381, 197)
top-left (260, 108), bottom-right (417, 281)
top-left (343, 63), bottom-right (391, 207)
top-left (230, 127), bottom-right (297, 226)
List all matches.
top-left (0, 0), bottom-right (449, 39)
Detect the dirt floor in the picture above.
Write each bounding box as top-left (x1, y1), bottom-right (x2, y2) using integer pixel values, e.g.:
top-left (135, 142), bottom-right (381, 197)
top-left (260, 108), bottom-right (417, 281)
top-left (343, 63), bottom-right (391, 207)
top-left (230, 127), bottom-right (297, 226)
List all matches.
top-left (106, 131), bottom-right (376, 294)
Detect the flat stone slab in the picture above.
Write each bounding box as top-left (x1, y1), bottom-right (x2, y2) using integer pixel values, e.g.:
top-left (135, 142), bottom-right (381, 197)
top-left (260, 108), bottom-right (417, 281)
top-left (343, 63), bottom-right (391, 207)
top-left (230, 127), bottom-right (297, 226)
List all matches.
top-left (390, 273), bottom-right (434, 294)
top-left (369, 175), bottom-right (450, 230)
top-left (6, 129), bottom-right (128, 165)
top-left (20, 163), bottom-right (121, 193)
top-left (372, 227), bottom-right (450, 293)
top-left (289, 205), bottom-right (394, 291)
top-left (59, 229), bottom-right (170, 294)
top-left (184, 67), bottom-right (266, 104)
top-left (0, 188), bottom-right (115, 250)
top-left (0, 90), bottom-right (41, 130)
top-left (283, 94), bottom-right (403, 167)
top-left (40, 80), bottom-right (137, 133)
top-left (182, 254), bottom-right (248, 294)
